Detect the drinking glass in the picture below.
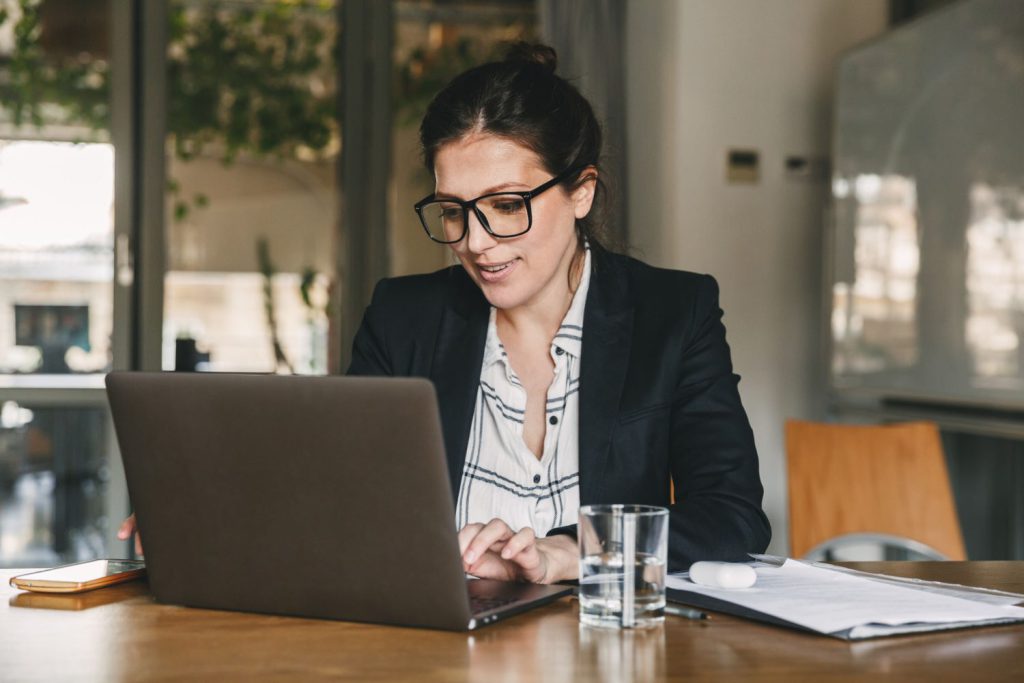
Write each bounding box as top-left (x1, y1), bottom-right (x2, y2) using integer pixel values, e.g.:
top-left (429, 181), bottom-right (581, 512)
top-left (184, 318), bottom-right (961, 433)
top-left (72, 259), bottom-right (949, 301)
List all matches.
top-left (578, 504), bottom-right (669, 628)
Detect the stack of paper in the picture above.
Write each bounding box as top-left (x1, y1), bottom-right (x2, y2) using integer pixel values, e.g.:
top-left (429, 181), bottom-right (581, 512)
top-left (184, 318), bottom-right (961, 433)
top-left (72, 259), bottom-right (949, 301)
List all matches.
top-left (666, 559), bottom-right (1024, 640)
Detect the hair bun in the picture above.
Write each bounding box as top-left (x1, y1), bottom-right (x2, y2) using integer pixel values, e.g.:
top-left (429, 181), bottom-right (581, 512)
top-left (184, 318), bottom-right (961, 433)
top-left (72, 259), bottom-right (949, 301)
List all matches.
top-left (503, 42), bottom-right (557, 74)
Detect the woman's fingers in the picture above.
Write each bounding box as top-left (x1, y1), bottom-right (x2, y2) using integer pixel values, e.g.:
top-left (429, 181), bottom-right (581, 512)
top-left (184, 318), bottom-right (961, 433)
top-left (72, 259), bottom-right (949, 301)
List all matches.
top-left (457, 523), bottom-right (484, 555)
top-left (457, 522), bottom-right (577, 583)
top-left (117, 513), bottom-right (144, 556)
top-left (499, 527), bottom-right (536, 560)
top-left (117, 514), bottom-right (136, 540)
top-left (455, 522), bottom-right (564, 583)
top-left (501, 529), bottom-right (548, 582)
top-left (461, 518), bottom-right (513, 566)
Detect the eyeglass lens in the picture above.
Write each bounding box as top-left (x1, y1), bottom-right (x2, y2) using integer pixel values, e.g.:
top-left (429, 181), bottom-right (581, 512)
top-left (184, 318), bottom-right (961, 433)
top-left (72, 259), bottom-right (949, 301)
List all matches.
top-left (420, 194), bottom-right (529, 242)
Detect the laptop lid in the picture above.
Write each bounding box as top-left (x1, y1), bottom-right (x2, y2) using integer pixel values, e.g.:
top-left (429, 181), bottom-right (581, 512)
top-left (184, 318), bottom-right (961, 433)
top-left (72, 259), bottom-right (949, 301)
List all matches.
top-left (106, 372), bottom-right (567, 631)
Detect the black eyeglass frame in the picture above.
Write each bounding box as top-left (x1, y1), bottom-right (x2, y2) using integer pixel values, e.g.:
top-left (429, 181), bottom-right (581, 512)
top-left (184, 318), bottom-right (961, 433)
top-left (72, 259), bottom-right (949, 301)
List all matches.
top-left (413, 166), bottom-right (585, 244)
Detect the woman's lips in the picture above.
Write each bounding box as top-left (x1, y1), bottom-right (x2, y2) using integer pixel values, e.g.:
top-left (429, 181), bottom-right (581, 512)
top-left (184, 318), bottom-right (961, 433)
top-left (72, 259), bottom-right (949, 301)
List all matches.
top-left (477, 258), bottom-right (519, 283)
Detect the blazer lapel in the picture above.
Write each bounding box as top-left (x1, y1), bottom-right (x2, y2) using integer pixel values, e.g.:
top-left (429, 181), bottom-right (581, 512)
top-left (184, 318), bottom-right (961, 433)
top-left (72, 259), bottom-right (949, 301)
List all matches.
top-left (430, 270), bottom-right (489, 499)
top-left (579, 246), bottom-right (634, 504)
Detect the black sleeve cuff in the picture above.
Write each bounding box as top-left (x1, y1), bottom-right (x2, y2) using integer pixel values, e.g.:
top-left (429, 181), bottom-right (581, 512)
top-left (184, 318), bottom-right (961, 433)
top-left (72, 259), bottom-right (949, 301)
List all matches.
top-left (546, 524), bottom-right (578, 541)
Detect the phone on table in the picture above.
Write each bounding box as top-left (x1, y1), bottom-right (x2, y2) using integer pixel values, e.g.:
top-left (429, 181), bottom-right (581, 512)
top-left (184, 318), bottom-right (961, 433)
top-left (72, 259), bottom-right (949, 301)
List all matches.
top-left (9, 560), bottom-right (146, 593)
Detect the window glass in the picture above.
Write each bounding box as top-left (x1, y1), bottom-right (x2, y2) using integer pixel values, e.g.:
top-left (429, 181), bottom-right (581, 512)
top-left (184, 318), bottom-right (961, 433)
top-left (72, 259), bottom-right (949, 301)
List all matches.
top-left (390, 0), bottom-right (537, 278)
top-left (0, 0), bottom-right (122, 566)
top-left (162, 0), bottom-right (338, 374)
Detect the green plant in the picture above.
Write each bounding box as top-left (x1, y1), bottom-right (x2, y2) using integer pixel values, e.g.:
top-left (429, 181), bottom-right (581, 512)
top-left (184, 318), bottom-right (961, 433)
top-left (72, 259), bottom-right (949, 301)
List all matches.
top-left (167, 0), bottom-right (336, 163)
top-left (0, 0), bottom-right (109, 132)
top-left (167, 0), bottom-right (337, 219)
top-left (1, 0), bottom-right (533, 375)
top-left (1, 1), bottom-right (535, 217)
top-left (0, 0), bottom-right (338, 220)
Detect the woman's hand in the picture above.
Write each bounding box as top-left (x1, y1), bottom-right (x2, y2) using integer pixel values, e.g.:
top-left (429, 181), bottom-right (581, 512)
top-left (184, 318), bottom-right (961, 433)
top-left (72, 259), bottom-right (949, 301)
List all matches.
top-left (457, 519), bottom-right (578, 584)
top-left (117, 513), bottom-right (144, 556)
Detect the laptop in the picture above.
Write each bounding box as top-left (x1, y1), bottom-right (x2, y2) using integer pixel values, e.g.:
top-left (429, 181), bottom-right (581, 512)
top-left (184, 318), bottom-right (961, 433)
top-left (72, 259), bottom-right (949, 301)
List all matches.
top-left (105, 372), bottom-right (572, 630)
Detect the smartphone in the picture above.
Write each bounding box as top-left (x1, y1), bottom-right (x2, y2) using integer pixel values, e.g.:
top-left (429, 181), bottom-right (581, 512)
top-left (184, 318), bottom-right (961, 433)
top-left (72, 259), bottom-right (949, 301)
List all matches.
top-left (9, 560), bottom-right (146, 593)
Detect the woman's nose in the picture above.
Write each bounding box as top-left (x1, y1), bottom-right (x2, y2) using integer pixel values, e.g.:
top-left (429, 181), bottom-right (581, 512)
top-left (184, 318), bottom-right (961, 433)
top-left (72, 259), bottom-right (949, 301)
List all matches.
top-left (465, 209), bottom-right (497, 253)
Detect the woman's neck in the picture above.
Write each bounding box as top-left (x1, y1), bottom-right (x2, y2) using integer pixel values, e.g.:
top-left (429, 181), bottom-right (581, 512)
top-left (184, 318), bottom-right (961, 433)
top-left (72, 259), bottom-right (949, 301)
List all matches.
top-left (496, 245), bottom-right (585, 344)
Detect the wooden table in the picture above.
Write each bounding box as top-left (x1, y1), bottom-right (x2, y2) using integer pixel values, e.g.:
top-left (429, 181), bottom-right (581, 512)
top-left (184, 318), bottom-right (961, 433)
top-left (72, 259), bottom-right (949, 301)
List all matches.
top-left (3, 562), bottom-right (1023, 681)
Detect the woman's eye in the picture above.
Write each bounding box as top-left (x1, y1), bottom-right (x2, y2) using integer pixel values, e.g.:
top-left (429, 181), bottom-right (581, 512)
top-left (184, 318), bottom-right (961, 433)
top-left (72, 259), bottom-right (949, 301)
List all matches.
top-left (493, 199), bottom-right (526, 214)
top-left (440, 207), bottom-right (463, 220)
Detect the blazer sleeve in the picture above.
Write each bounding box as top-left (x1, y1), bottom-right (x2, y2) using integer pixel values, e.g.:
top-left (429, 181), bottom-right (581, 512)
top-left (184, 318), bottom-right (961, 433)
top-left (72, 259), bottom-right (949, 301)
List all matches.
top-left (664, 274), bottom-right (770, 568)
top-left (346, 279), bottom-right (394, 376)
top-left (547, 275), bottom-right (770, 571)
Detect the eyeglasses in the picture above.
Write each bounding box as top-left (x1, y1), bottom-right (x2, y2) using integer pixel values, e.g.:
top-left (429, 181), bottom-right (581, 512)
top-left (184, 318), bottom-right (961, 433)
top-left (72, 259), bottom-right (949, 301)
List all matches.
top-left (413, 166), bottom-right (583, 244)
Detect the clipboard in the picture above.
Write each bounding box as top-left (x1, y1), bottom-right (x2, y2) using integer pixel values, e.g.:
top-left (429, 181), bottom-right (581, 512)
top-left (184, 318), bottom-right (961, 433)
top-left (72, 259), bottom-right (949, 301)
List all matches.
top-left (666, 558), bottom-right (1024, 640)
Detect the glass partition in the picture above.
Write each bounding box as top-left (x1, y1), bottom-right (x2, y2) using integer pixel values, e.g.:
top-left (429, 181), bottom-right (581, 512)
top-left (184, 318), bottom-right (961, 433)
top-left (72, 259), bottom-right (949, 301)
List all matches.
top-left (389, 0), bottom-right (537, 278)
top-left (0, 0), bottom-right (540, 566)
top-left (161, 0), bottom-right (338, 374)
top-left (0, 0), bottom-right (126, 566)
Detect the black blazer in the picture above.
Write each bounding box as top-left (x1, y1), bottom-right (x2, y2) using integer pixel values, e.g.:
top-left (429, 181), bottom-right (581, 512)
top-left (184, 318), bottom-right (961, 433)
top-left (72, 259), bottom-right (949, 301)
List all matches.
top-left (348, 243), bottom-right (770, 570)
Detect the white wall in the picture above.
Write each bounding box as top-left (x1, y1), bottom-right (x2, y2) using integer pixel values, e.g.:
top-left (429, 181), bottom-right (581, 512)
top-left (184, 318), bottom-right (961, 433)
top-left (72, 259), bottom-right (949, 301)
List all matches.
top-left (625, 0), bottom-right (888, 554)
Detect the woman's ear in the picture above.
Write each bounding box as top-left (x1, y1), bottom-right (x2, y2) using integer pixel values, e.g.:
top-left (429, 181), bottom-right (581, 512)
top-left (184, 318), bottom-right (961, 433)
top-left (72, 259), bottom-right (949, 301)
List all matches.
top-left (571, 167), bottom-right (598, 220)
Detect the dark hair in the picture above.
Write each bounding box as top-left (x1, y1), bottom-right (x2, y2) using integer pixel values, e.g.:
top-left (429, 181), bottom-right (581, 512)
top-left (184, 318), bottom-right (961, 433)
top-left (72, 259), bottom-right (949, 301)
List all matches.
top-left (419, 42), bottom-right (610, 262)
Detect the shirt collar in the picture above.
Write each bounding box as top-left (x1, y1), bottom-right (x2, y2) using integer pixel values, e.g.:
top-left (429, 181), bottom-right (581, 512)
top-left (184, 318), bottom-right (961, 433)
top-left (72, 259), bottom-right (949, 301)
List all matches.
top-left (551, 246), bottom-right (590, 359)
top-left (482, 307), bottom-right (506, 369)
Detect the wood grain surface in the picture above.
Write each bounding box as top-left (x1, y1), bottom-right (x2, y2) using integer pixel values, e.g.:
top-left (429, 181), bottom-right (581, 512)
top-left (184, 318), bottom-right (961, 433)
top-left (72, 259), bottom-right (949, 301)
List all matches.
top-left (3, 562), bottom-right (1023, 681)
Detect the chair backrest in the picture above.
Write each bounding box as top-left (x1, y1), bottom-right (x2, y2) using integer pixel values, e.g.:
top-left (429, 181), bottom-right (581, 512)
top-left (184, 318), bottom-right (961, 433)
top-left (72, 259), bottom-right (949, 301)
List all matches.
top-left (785, 420), bottom-right (966, 560)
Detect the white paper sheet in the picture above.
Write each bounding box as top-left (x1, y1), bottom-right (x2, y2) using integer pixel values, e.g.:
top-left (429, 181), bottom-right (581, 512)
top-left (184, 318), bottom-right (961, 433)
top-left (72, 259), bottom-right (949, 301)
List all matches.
top-left (747, 554), bottom-right (1024, 606)
top-left (809, 562), bottom-right (1024, 607)
top-left (666, 560), bottom-right (1024, 637)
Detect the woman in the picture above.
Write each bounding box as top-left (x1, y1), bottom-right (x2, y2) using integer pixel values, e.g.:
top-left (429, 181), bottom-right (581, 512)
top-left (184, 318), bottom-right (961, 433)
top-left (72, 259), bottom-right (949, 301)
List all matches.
top-left (347, 42), bottom-right (769, 583)
top-left (121, 43), bottom-right (770, 582)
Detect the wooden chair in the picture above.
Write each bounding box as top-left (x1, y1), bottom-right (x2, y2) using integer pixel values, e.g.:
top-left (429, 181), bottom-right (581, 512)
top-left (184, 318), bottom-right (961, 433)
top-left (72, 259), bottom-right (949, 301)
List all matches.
top-left (785, 420), bottom-right (966, 560)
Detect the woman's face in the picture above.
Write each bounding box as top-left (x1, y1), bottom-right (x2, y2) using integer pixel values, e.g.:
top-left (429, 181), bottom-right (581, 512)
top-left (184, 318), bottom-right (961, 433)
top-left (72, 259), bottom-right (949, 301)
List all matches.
top-left (432, 134), bottom-right (595, 314)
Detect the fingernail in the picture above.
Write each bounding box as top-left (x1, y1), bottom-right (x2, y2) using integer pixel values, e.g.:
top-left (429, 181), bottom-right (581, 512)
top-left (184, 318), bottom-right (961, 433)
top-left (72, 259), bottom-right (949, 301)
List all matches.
top-left (501, 548), bottom-right (512, 559)
top-left (465, 551), bottom-right (476, 564)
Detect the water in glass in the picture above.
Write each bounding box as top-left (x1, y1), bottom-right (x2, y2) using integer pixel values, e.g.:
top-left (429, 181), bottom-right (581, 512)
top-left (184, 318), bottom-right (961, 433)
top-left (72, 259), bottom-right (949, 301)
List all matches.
top-left (579, 551), bottom-right (666, 628)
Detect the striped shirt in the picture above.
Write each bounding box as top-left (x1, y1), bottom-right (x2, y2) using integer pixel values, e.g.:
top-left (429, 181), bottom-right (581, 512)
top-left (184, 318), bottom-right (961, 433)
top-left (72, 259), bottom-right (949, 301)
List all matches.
top-left (454, 247), bottom-right (590, 536)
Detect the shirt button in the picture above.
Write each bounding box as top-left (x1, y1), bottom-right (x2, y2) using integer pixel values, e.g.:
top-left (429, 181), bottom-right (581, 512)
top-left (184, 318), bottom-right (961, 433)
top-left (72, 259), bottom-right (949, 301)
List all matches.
top-left (533, 474), bottom-right (541, 484)
top-left (549, 415), bottom-right (558, 425)
top-left (555, 347), bottom-right (564, 356)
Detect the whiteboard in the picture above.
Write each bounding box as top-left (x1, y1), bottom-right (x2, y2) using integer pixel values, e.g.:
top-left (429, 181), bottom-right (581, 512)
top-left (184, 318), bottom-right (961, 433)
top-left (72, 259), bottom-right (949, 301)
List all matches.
top-left (829, 0), bottom-right (1024, 410)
